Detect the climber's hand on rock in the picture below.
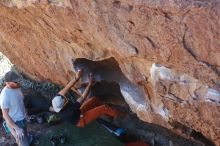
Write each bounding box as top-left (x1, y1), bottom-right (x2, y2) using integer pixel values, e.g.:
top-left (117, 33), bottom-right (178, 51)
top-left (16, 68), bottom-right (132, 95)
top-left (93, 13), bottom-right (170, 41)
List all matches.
top-left (76, 69), bottom-right (84, 80)
top-left (88, 73), bottom-right (95, 85)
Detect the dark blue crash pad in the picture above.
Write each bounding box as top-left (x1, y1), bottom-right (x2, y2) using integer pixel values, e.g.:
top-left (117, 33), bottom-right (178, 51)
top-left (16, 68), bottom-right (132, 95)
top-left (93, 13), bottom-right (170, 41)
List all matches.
top-left (38, 121), bottom-right (124, 146)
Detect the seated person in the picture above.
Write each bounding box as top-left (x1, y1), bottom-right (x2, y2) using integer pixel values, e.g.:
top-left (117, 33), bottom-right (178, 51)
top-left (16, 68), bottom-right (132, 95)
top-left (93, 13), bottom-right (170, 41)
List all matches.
top-left (50, 69), bottom-right (120, 127)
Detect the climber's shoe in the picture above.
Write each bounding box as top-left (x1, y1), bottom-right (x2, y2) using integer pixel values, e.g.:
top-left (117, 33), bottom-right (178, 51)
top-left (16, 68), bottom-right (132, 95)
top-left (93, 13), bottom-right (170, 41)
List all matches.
top-left (50, 135), bottom-right (59, 146)
top-left (59, 134), bottom-right (67, 144)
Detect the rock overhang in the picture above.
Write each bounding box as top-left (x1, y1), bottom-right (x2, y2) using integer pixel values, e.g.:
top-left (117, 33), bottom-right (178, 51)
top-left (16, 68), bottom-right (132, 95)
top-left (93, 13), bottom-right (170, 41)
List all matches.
top-left (0, 0), bottom-right (219, 145)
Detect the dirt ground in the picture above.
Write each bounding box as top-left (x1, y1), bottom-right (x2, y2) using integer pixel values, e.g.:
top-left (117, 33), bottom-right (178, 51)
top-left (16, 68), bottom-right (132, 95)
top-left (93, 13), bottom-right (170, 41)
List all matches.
top-left (0, 120), bottom-right (54, 146)
top-left (0, 117), bottom-right (124, 146)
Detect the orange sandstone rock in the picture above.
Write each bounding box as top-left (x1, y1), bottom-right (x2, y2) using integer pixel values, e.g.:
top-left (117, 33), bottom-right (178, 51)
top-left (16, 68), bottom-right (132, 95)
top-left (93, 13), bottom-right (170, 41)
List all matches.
top-left (0, 0), bottom-right (219, 145)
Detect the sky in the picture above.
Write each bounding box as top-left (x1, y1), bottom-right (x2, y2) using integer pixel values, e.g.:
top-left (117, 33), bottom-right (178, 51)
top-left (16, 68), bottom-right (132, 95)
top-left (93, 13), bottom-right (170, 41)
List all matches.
top-left (0, 52), bottom-right (13, 78)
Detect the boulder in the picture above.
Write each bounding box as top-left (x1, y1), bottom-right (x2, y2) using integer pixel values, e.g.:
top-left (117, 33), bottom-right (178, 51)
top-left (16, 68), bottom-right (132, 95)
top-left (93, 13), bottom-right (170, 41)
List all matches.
top-left (0, 0), bottom-right (219, 145)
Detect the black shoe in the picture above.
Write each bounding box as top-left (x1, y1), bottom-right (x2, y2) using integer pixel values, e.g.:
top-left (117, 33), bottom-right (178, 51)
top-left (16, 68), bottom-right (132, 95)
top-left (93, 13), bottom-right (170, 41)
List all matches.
top-left (36, 116), bottom-right (44, 124)
top-left (59, 134), bottom-right (67, 144)
top-left (29, 115), bottom-right (37, 123)
top-left (28, 131), bottom-right (40, 146)
top-left (50, 135), bottom-right (58, 146)
top-left (33, 139), bottom-right (40, 146)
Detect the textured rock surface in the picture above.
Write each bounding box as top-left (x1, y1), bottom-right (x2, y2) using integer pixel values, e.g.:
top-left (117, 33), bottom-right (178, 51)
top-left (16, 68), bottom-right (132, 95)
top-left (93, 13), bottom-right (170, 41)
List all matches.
top-left (0, 0), bottom-right (219, 145)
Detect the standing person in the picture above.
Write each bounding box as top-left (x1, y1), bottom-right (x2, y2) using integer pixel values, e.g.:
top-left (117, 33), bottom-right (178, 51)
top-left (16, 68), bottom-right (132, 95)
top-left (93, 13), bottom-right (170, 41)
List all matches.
top-left (0, 71), bottom-right (29, 146)
top-left (50, 69), bottom-right (120, 127)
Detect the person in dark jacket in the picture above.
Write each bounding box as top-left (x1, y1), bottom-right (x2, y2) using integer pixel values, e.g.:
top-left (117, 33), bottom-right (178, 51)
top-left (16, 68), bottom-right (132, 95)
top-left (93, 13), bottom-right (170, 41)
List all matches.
top-left (50, 69), bottom-right (120, 127)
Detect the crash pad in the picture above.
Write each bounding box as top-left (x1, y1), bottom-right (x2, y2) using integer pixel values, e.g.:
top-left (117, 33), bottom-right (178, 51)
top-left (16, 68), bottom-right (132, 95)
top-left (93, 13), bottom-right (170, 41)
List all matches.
top-left (38, 121), bottom-right (124, 146)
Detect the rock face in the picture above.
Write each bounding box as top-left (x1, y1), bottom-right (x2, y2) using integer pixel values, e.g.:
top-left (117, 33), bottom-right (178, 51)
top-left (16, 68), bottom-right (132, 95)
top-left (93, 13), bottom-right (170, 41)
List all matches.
top-left (0, 0), bottom-right (219, 145)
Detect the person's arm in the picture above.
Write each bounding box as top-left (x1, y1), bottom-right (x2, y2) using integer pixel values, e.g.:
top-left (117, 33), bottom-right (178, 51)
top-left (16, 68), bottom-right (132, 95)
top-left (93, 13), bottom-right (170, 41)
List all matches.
top-left (77, 74), bottom-right (94, 104)
top-left (58, 69), bottom-right (84, 97)
top-left (58, 78), bottom-right (80, 96)
top-left (2, 109), bottom-right (18, 130)
top-left (2, 109), bottom-right (24, 139)
top-left (72, 88), bottom-right (83, 97)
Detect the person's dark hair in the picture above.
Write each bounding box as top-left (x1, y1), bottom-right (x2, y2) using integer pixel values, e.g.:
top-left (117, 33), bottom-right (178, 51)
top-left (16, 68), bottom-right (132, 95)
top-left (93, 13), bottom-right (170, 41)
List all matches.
top-left (4, 71), bottom-right (21, 83)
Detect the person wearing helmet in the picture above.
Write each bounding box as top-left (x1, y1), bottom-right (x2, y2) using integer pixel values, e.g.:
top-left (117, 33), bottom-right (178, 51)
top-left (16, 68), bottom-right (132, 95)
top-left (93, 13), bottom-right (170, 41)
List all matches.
top-left (50, 69), bottom-right (120, 127)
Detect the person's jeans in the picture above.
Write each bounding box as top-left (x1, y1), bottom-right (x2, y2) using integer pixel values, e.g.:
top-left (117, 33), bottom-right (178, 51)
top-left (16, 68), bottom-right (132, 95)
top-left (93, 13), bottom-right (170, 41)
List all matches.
top-left (11, 119), bottom-right (29, 146)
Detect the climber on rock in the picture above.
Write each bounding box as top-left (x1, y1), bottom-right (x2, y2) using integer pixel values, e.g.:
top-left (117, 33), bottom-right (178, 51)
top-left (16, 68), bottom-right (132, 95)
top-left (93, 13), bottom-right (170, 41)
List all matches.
top-left (49, 69), bottom-right (120, 127)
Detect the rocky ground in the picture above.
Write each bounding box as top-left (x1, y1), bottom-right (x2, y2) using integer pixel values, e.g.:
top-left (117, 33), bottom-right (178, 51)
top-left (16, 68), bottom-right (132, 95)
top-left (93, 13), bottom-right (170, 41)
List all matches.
top-left (0, 118), bottom-right (123, 146)
top-left (0, 114), bottom-right (206, 146)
